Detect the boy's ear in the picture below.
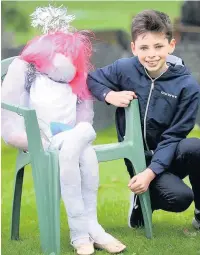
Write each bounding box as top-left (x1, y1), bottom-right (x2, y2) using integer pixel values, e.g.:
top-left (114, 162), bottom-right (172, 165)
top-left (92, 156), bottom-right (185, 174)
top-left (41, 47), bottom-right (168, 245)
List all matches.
top-left (131, 42), bottom-right (137, 56)
top-left (168, 38), bottom-right (176, 54)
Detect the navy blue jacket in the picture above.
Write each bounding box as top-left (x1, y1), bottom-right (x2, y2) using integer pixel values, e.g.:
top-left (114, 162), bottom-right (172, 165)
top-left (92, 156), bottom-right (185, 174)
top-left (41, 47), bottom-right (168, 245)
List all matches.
top-left (87, 56), bottom-right (200, 175)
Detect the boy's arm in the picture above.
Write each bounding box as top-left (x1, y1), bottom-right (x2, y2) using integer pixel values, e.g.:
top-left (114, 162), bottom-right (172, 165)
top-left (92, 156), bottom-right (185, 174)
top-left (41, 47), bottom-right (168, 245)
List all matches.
top-left (129, 83), bottom-right (200, 194)
top-left (87, 61), bottom-right (137, 106)
top-left (149, 84), bottom-right (200, 175)
top-left (87, 60), bottom-right (121, 102)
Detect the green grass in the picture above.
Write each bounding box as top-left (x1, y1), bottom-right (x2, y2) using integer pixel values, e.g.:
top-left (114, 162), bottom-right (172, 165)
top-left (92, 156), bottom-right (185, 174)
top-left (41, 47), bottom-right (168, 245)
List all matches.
top-left (1, 126), bottom-right (200, 255)
top-left (4, 1), bottom-right (182, 45)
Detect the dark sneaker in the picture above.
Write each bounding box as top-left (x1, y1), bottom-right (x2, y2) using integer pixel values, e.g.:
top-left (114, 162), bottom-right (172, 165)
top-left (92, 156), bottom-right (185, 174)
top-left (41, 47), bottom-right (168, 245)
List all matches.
top-left (128, 192), bottom-right (144, 228)
top-left (192, 209), bottom-right (200, 230)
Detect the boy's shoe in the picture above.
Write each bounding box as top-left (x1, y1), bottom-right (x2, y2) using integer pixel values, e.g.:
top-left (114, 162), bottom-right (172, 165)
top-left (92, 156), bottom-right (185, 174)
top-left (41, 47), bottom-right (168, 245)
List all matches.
top-left (128, 192), bottom-right (144, 228)
top-left (192, 209), bottom-right (200, 230)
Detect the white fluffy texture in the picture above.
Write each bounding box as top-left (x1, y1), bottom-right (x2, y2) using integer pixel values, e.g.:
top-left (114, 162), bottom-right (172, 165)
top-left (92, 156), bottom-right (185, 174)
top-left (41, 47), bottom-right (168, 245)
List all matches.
top-left (30, 5), bottom-right (75, 34)
top-left (79, 143), bottom-right (120, 245)
top-left (47, 122), bottom-right (96, 151)
top-left (56, 123), bottom-right (96, 242)
top-left (48, 53), bottom-right (77, 83)
top-left (2, 57), bottom-right (107, 244)
top-left (1, 57), bottom-right (94, 151)
top-left (76, 100), bottom-right (94, 125)
top-left (29, 74), bottom-right (77, 141)
top-left (1, 58), bottom-right (29, 150)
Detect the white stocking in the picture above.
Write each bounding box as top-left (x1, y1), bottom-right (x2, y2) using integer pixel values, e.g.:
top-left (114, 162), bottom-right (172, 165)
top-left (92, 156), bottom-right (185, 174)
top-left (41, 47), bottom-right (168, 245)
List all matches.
top-left (51, 122), bottom-right (96, 244)
top-left (79, 145), bottom-right (116, 244)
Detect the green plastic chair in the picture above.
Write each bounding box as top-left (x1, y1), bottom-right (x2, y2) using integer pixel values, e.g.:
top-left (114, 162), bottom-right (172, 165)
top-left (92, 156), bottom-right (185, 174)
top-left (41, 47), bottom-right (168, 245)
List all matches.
top-left (1, 56), bottom-right (152, 255)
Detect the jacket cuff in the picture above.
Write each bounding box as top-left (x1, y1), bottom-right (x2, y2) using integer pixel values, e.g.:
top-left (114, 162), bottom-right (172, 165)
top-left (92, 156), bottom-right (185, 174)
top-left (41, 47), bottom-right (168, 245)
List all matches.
top-left (99, 88), bottom-right (112, 102)
top-left (149, 161), bottom-right (165, 175)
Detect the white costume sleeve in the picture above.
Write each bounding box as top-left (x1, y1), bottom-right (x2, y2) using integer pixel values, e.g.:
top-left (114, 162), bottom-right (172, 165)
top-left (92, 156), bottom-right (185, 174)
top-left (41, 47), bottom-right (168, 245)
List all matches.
top-left (1, 58), bottom-right (29, 150)
top-left (76, 99), bottom-right (94, 125)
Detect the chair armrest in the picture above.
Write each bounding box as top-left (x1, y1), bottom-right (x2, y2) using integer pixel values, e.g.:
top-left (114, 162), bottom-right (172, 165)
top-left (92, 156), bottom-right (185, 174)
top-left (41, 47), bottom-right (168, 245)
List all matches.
top-left (1, 102), bottom-right (30, 115)
top-left (94, 99), bottom-right (145, 162)
top-left (94, 141), bottom-right (132, 162)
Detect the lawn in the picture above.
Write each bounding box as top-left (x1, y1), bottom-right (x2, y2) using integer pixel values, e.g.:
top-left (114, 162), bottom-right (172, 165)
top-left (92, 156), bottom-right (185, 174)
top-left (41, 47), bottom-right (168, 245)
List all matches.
top-left (1, 126), bottom-right (200, 255)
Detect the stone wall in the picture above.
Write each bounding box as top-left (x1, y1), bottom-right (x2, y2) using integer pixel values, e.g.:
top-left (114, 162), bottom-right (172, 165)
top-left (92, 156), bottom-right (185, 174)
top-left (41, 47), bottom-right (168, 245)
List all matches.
top-left (174, 42), bottom-right (200, 126)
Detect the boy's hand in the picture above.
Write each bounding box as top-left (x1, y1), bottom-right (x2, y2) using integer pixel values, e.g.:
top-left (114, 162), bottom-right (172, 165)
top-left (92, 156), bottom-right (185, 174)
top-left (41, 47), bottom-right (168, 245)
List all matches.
top-left (128, 168), bottom-right (156, 194)
top-left (105, 91), bottom-right (137, 107)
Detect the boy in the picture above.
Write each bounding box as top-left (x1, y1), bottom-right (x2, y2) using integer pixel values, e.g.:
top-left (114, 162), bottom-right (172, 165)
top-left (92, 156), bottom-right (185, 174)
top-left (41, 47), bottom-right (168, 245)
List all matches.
top-left (87, 10), bottom-right (200, 230)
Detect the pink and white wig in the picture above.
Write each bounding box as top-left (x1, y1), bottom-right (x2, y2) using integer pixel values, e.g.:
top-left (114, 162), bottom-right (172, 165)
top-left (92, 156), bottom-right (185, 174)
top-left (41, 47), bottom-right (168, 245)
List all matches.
top-left (20, 31), bottom-right (94, 100)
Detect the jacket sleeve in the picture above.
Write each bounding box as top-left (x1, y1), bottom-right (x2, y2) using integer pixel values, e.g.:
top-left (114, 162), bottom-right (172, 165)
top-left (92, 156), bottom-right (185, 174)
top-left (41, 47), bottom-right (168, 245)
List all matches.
top-left (149, 85), bottom-right (200, 175)
top-left (87, 60), bottom-right (121, 101)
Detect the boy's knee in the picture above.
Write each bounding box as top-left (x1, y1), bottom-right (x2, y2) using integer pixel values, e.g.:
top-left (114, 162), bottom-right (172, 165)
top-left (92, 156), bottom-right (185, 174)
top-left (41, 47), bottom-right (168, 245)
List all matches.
top-left (177, 138), bottom-right (200, 158)
top-left (173, 188), bottom-right (194, 212)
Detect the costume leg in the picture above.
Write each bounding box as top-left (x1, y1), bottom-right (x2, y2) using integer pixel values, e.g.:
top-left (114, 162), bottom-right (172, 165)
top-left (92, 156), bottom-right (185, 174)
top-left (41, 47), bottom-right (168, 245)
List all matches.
top-left (79, 145), bottom-right (126, 252)
top-left (79, 145), bottom-right (102, 235)
top-left (51, 122), bottom-right (96, 243)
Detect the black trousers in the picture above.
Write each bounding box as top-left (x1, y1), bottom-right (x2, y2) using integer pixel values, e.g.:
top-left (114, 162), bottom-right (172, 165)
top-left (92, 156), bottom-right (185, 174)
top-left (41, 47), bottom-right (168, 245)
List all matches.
top-left (125, 138), bottom-right (200, 212)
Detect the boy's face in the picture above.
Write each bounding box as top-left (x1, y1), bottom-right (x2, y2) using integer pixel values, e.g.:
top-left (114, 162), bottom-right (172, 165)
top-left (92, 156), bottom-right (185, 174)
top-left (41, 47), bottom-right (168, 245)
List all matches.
top-left (131, 32), bottom-right (176, 77)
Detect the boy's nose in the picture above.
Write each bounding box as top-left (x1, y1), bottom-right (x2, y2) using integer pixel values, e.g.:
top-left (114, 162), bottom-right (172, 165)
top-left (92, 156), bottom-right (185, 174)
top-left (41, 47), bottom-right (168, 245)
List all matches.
top-left (148, 50), bottom-right (156, 58)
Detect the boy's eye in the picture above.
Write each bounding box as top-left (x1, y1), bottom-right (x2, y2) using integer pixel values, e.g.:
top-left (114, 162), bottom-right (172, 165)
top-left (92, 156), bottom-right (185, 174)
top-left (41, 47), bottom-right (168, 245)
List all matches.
top-left (140, 47), bottom-right (148, 51)
top-left (155, 45), bottom-right (163, 49)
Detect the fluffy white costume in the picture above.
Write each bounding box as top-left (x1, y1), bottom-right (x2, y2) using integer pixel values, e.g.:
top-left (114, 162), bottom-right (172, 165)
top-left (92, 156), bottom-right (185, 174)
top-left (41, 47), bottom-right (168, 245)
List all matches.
top-left (2, 56), bottom-right (105, 243)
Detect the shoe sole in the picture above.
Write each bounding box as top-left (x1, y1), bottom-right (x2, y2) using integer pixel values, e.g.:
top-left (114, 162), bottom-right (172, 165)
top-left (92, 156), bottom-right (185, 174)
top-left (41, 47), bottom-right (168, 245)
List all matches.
top-left (94, 243), bottom-right (126, 254)
top-left (75, 247), bottom-right (95, 255)
top-left (192, 217), bottom-right (200, 230)
top-left (128, 192), bottom-right (135, 228)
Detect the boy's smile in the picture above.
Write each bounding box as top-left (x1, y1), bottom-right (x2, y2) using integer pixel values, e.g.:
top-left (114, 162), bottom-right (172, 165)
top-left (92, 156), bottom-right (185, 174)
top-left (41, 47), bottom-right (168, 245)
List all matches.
top-left (131, 32), bottom-right (176, 77)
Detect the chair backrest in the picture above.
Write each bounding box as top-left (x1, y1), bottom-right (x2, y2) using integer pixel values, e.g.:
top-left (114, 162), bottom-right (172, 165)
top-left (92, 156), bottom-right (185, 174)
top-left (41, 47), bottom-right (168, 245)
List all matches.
top-left (1, 56), bottom-right (17, 80)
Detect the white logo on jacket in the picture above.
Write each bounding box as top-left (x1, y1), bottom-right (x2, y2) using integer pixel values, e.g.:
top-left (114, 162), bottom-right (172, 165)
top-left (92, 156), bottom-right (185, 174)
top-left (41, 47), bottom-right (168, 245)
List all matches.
top-left (161, 91), bottom-right (177, 99)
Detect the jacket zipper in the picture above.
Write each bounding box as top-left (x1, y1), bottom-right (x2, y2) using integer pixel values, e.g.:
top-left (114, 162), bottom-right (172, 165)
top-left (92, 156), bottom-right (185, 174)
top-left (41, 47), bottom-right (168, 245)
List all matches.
top-left (143, 79), bottom-right (154, 151)
top-left (143, 68), bottom-right (167, 152)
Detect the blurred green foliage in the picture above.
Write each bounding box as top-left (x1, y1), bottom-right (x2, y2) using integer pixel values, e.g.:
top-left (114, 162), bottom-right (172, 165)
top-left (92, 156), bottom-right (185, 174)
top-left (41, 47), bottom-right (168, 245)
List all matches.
top-left (2, 1), bottom-right (182, 45)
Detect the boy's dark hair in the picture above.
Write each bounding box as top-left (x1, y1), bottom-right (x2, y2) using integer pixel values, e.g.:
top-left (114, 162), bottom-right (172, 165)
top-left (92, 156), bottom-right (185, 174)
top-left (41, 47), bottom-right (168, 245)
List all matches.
top-left (131, 10), bottom-right (173, 42)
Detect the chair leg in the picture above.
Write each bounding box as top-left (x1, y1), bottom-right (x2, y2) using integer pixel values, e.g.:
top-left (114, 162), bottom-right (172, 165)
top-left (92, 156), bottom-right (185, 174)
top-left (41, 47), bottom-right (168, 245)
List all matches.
top-left (129, 157), bottom-right (153, 239)
top-left (138, 191), bottom-right (153, 239)
top-left (11, 167), bottom-right (24, 240)
top-left (31, 152), bottom-right (60, 254)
